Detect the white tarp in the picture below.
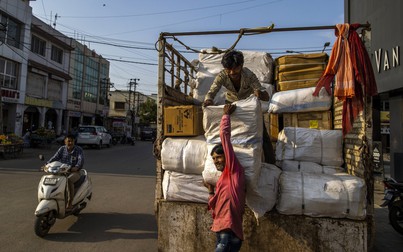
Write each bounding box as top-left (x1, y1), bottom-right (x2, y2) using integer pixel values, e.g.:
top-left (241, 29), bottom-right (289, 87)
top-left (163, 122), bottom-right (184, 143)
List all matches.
top-left (276, 171), bottom-right (367, 220)
top-left (162, 170), bottom-right (209, 203)
top-left (246, 163), bottom-right (282, 220)
top-left (268, 86), bottom-right (331, 113)
top-left (192, 50), bottom-right (274, 104)
top-left (276, 127), bottom-right (343, 166)
top-left (161, 136), bottom-right (207, 175)
top-left (279, 160), bottom-right (345, 175)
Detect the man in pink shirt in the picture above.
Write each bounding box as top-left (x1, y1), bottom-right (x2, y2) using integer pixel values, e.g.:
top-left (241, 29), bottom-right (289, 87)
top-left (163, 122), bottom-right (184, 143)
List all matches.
top-left (205, 104), bottom-right (246, 252)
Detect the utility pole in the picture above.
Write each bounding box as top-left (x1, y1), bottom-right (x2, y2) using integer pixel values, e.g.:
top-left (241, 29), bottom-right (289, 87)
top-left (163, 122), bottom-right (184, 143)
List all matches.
top-left (128, 78), bottom-right (139, 138)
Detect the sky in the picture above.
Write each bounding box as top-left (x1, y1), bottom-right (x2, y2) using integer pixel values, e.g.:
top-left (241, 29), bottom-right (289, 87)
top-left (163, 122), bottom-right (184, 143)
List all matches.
top-left (29, 0), bottom-right (344, 95)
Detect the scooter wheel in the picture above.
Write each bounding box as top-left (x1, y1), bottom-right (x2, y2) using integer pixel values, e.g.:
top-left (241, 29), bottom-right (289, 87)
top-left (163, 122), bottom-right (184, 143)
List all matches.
top-left (389, 205), bottom-right (403, 235)
top-left (34, 213), bottom-right (54, 237)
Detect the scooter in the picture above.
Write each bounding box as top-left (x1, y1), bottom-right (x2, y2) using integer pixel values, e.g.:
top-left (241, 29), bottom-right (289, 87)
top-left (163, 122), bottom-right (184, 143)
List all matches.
top-left (380, 177), bottom-right (403, 235)
top-left (34, 155), bottom-right (92, 237)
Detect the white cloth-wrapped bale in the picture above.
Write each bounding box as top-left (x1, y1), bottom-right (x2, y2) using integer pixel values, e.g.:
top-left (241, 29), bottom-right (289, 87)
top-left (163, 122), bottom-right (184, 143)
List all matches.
top-left (203, 96), bottom-right (263, 145)
top-left (280, 160), bottom-right (345, 175)
top-left (161, 136), bottom-right (207, 174)
top-left (276, 127), bottom-right (343, 167)
top-left (202, 96), bottom-right (263, 193)
top-left (246, 163), bottom-right (282, 220)
top-left (202, 143), bottom-right (262, 190)
top-left (276, 171), bottom-right (366, 220)
top-left (268, 87), bottom-right (331, 113)
top-left (193, 50), bottom-right (274, 104)
top-left (162, 171), bottom-right (209, 203)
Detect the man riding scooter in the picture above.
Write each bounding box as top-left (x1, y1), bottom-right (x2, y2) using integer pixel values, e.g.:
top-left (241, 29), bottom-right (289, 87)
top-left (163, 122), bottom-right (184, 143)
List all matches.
top-left (45, 134), bottom-right (84, 210)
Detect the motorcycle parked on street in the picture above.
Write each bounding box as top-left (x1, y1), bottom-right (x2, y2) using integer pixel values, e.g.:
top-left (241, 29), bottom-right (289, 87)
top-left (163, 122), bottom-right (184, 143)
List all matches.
top-left (380, 177), bottom-right (403, 235)
top-left (34, 155), bottom-right (92, 237)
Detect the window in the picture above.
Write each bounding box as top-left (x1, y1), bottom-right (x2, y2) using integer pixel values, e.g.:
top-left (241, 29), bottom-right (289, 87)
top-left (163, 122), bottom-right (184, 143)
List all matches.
top-left (114, 102), bottom-right (125, 110)
top-left (51, 45), bottom-right (63, 63)
top-left (31, 35), bottom-right (46, 56)
top-left (0, 14), bottom-right (22, 49)
top-left (0, 57), bottom-right (18, 89)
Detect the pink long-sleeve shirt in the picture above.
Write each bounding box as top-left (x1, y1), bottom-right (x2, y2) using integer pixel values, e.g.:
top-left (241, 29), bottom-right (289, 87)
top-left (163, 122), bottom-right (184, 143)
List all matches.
top-left (208, 114), bottom-right (246, 240)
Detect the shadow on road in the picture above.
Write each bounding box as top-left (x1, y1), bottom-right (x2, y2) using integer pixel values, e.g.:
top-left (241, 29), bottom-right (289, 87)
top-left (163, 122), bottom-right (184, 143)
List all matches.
top-left (42, 212), bottom-right (158, 242)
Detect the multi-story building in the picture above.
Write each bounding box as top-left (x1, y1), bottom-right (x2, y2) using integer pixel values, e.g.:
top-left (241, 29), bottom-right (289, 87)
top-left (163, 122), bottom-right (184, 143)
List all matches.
top-left (0, 0), bottom-right (32, 135)
top-left (0, 0), bottom-right (111, 136)
top-left (108, 90), bottom-right (156, 136)
top-left (26, 16), bottom-right (72, 135)
top-left (66, 40), bottom-right (110, 132)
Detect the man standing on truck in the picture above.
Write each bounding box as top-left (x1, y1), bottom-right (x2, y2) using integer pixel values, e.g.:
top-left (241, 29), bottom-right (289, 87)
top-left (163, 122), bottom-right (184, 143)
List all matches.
top-left (203, 49), bottom-right (275, 164)
top-left (205, 104), bottom-right (246, 252)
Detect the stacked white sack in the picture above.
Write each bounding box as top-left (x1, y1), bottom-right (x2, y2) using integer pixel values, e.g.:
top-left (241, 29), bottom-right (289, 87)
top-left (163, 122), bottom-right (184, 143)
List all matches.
top-left (276, 127), bottom-right (343, 167)
top-left (162, 170), bottom-right (209, 203)
top-left (202, 96), bottom-right (263, 194)
top-left (276, 171), bottom-right (366, 220)
top-left (280, 160), bottom-right (345, 175)
top-left (203, 96), bottom-right (263, 145)
top-left (268, 86), bottom-right (331, 114)
top-left (246, 163), bottom-right (282, 220)
top-left (192, 50), bottom-right (274, 105)
top-left (161, 136), bottom-right (207, 174)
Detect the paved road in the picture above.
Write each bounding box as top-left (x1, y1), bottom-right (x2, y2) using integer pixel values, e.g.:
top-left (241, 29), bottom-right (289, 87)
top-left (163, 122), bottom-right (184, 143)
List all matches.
top-left (0, 142), bottom-right (158, 252)
top-left (1, 142), bottom-right (402, 251)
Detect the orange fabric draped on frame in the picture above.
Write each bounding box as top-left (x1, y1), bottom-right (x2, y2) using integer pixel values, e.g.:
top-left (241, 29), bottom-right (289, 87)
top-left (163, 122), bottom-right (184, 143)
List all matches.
top-left (313, 23), bottom-right (377, 135)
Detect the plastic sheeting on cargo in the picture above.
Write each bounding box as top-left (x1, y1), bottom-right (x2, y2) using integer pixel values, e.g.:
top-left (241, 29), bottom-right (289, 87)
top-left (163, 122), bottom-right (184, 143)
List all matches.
top-left (268, 87), bottom-right (331, 114)
top-left (203, 96), bottom-right (263, 145)
top-left (162, 170), bottom-right (209, 203)
top-left (276, 127), bottom-right (343, 167)
top-left (161, 136), bottom-right (207, 175)
top-left (276, 171), bottom-right (366, 220)
top-left (246, 163), bottom-right (282, 220)
top-left (279, 160), bottom-right (345, 175)
top-left (192, 50), bottom-right (274, 105)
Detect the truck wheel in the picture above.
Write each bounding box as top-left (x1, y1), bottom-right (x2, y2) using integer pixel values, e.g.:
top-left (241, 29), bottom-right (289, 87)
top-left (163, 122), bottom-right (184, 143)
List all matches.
top-left (389, 205), bottom-right (403, 235)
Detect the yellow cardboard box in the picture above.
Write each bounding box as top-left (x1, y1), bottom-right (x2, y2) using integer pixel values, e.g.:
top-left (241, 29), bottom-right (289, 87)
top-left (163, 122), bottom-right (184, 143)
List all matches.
top-left (164, 105), bottom-right (204, 136)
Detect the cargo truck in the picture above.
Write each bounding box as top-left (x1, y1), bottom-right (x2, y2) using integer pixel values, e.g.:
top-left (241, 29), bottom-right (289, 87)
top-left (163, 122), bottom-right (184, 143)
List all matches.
top-left (154, 24), bottom-right (375, 252)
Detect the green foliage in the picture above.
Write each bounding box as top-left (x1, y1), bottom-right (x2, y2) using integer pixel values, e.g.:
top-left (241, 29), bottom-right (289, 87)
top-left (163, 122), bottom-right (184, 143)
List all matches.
top-left (138, 99), bottom-right (157, 124)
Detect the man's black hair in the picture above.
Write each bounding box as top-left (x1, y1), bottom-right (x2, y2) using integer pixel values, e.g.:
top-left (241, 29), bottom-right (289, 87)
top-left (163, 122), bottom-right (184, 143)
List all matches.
top-left (211, 144), bottom-right (224, 156)
top-left (64, 134), bottom-right (76, 140)
top-left (221, 50), bottom-right (244, 69)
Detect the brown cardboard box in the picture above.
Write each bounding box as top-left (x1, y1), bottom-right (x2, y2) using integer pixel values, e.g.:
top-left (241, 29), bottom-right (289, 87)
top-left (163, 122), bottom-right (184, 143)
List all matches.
top-left (283, 111), bottom-right (332, 130)
top-left (164, 105), bottom-right (204, 136)
top-left (269, 113), bottom-right (280, 142)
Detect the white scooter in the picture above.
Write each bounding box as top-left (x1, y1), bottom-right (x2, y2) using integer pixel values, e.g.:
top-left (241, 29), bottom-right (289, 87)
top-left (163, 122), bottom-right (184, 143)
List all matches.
top-left (34, 155), bottom-right (92, 237)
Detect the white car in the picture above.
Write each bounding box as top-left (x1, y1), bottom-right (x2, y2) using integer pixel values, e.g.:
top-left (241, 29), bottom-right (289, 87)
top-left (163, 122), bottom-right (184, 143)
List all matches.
top-left (76, 125), bottom-right (112, 149)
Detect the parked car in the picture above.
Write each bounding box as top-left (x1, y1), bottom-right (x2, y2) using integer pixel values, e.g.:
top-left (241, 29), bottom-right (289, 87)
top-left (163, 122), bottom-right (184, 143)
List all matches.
top-left (76, 125), bottom-right (112, 149)
top-left (140, 128), bottom-right (156, 141)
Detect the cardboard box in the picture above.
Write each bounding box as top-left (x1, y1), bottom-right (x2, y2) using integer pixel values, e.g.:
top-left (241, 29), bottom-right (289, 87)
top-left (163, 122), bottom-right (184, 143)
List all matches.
top-left (269, 113), bottom-right (280, 142)
top-left (164, 105), bottom-right (204, 136)
top-left (283, 111), bottom-right (332, 130)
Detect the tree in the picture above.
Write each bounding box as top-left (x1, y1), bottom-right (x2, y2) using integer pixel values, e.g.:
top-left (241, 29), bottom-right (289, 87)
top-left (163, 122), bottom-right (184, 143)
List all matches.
top-left (138, 99), bottom-right (157, 124)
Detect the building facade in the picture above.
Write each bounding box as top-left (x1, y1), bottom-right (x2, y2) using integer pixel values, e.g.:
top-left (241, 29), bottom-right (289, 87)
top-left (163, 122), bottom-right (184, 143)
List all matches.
top-left (65, 40), bottom-right (110, 132)
top-left (0, 0), bottom-right (111, 137)
top-left (0, 0), bottom-right (31, 135)
top-left (26, 16), bottom-right (72, 135)
top-left (346, 0), bottom-right (403, 179)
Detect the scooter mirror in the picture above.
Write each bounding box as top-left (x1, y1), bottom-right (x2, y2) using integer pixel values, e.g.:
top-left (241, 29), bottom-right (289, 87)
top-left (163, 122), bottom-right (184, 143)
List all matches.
top-left (39, 155), bottom-right (45, 161)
